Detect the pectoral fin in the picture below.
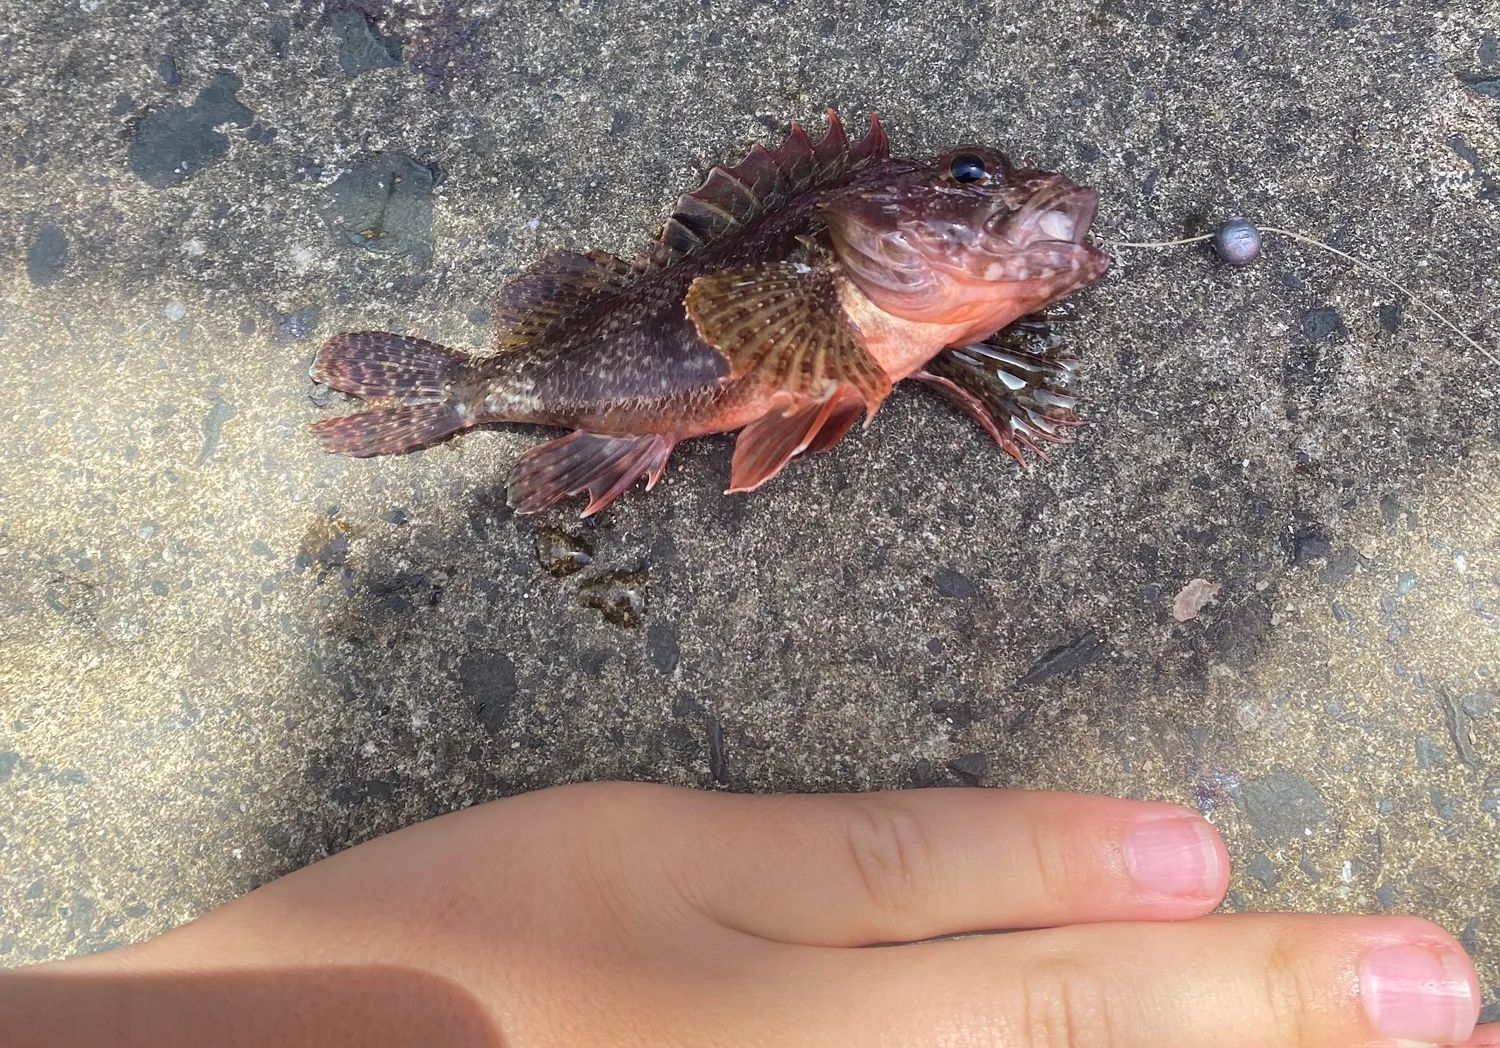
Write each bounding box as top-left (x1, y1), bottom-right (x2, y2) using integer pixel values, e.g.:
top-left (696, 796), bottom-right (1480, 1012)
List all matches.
top-left (686, 262), bottom-right (891, 415)
top-left (914, 318), bottom-right (1083, 468)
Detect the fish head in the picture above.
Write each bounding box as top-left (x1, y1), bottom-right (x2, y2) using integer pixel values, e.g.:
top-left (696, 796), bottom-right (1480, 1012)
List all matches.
top-left (822, 148), bottom-right (1110, 343)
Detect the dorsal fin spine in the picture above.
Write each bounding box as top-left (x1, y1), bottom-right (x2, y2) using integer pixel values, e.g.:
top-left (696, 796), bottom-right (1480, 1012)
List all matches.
top-left (645, 111), bottom-right (892, 271)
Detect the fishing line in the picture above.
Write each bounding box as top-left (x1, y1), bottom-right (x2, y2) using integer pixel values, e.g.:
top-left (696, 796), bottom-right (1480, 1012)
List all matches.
top-left (1104, 220), bottom-right (1499, 367)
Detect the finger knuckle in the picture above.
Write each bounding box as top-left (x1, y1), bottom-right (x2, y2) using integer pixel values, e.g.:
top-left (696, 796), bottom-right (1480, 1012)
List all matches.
top-left (1014, 955), bottom-right (1122, 1048)
top-left (843, 798), bottom-right (935, 923)
top-left (1260, 925), bottom-right (1324, 1048)
top-left (1025, 814), bottom-right (1081, 910)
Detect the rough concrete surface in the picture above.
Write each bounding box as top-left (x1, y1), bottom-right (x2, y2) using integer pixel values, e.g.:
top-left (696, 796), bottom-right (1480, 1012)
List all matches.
top-left (0, 0), bottom-right (1497, 1008)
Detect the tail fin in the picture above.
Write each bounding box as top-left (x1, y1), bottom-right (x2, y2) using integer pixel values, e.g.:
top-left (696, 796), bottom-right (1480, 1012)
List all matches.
top-left (308, 332), bottom-right (473, 456)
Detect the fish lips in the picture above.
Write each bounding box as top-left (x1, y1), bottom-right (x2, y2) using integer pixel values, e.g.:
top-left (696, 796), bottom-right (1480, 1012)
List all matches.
top-left (990, 185), bottom-right (1110, 287)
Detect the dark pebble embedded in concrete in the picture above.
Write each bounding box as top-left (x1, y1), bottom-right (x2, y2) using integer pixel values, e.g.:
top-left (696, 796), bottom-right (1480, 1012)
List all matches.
top-left (932, 700), bottom-right (975, 728)
top-left (26, 223), bottom-right (68, 287)
top-left (268, 18), bottom-right (291, 58)
top-left (665, 723), bottom-right (698, 758)
top-left (1415, 735), bottom-right (1447, 769)
top-left (1301, 306), bottom-right (1346, 343)
top-left (128, 72), bottom-right (253, 187)
top-left (0, 752), bottom-right (18, 783)
top-left (1378, 302), bottom-right (1403, 333)
top-left (158, 55), bottom-right (179, 84)
top-left (1240, 771), bottom-right (1327, 842)
top-left (1459, 72), bottom-right (1500, 99)
top-left (904, 760), bottom-right (936, 787)
top-left (272, 304), bottom-right (321, 343)
top-left (1292, 531), bottom-right (1333, 565)
top-left (948, 751), bottom-right (988, 782)
top-left (933, 567), bottom-right (977, 599)
top-left (1015, 631), bottom-right (1107, 686)
top-left (381, 507), bottom-right (411, 526)
top-left (707, 717), bottom-right (728, 784)
top-left (459, 652), bottom-right (516, 734)
top-left (322, 153), bottom-right (436, 262)
top-left (1245, 852), bottom-right (1280, 889)
top-left (1431, 786), bottom-right (1455, 820)
top-left (578, 647), bottom-right (614, 675)
top-left (332, 10), bottom-right (403, 78)
top-left (645, 621), bottom-right (680, 673)
top-left (196, 390), bottom-right (236, 466)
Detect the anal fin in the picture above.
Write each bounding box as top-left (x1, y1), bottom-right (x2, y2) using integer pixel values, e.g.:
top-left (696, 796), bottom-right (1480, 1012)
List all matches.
top-left (508, 431), bottom-right (676, 517)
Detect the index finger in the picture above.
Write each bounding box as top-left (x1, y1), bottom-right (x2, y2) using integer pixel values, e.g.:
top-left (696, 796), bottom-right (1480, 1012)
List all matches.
top-left (634, 787), bottom-right (1228, 946)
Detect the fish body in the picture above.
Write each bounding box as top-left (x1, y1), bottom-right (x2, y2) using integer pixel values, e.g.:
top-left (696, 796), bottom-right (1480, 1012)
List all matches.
top-left (310, 113), bottom-right (1110, 514)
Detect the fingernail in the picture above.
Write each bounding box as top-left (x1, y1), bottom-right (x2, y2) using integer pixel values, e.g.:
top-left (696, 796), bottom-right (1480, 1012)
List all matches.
top-left (1359, 943), bottom-right (1478, 1045)
top-left (1123, 815), bottom-right (1221, 897)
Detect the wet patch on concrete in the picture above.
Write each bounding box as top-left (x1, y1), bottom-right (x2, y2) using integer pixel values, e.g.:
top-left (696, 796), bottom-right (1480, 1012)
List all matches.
top-left (128, 72), bottom-right (253, 187)
top-left (331, 9), bottom-right (402, 78)
top-left (321, 153), bottom-right (436, 263)
top-left (25, 222), bottom-right (67, 287)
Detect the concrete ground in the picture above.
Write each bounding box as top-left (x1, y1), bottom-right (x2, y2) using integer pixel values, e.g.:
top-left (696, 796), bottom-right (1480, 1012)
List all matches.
top-left (1, 0), bottom-right (1497, 1011)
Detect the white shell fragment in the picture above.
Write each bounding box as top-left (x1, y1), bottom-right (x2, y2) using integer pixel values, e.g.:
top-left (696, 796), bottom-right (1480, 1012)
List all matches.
top-left (1172, 577), bottom-right (1223, 622)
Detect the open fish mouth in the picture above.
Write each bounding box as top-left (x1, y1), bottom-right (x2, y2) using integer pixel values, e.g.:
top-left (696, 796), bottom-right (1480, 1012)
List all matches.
top-left (1009, 185), bottom-right (1101, 248)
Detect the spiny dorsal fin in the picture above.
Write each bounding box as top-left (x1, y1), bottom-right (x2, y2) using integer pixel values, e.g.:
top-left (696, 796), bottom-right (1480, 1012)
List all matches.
top-left (685, 259), bottom-right (891, 414)
top-left (492, 249), bottom-right (636, 350)
top-left (644, 111), bottom-right (891, 271)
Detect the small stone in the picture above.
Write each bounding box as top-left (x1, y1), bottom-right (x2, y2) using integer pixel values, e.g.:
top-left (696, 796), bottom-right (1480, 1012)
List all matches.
top-left (165, 302), bottom-right (187, 321)
top-left (272, 304), bottom-right (321, 343)
top-left (933, 568), bottom-right (978, 599)
top-left (1172, 577), bottom-right (1221, 622)
top-left (332, 10), bottom-right (402, 78)
top-left (1212, 217), bottom-right (1261, 265)
top-left (1241, 771), bottom-right (1327, 842)
top-left (948, 751), bottom-right (989, 782)
top-left (1246, 852), bottom-right (1280, 889)
top-left (707, 717), bottom-right (728, 784)
top-left (646, 621), bottom-right (680, 673)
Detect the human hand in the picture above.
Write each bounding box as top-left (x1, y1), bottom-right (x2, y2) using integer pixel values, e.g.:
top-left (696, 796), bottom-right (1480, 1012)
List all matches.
top-left (3, 783), bottom-right (1492, 1046)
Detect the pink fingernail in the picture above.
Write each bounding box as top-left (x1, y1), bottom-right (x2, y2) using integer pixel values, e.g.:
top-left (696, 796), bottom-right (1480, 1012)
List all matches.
top-left (1359, 944), bottom-right (1478, 1045)
top-left (1122, 815), bottom-right (1221, 897)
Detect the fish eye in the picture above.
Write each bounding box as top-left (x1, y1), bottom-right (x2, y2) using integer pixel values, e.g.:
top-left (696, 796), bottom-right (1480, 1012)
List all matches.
top-left (949, 153), bottom-right (989, 183)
